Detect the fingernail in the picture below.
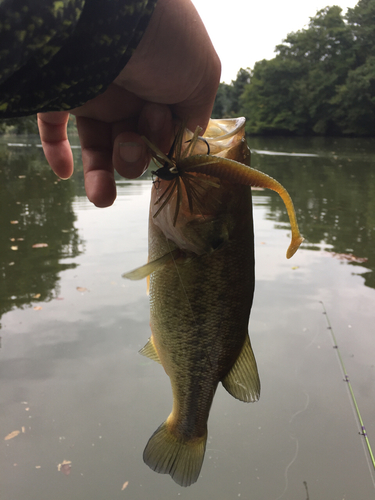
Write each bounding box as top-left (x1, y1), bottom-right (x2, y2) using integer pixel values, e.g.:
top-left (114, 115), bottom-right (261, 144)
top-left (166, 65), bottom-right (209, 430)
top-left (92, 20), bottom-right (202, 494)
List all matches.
top-left (119, 142), bottom-right (142, 163)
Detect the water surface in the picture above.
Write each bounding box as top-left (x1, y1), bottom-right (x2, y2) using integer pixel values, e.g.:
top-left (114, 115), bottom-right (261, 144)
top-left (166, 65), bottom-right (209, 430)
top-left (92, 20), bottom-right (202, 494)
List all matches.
top-left (1, 135), bottom-right (374, 499)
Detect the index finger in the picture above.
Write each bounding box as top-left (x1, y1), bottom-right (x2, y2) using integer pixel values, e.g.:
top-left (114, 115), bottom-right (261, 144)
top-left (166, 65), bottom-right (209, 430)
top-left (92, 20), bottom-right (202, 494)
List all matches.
top-left (37, 112), bottom-right (74, 179)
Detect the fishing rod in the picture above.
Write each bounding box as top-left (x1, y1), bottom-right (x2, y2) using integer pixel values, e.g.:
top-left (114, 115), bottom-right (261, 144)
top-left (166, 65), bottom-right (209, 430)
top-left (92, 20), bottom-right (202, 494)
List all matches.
top-left (320, 301), bottom-right (375, 479)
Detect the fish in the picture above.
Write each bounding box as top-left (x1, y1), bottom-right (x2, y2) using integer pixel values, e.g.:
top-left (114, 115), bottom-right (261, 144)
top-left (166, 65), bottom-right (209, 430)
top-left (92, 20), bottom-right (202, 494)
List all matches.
top-left (123, 117), bottom-right (303, 486)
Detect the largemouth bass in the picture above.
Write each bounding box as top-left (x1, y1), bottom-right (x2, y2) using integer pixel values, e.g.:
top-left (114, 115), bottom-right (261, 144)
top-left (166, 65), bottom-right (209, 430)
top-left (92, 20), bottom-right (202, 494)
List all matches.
top-left (123, 118), bottom-right (303, 486)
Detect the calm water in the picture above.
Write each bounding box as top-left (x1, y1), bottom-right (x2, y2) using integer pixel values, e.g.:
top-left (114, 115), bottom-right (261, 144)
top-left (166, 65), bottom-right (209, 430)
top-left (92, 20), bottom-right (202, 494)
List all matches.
top-left (1, 134), bottom-right (374, 499)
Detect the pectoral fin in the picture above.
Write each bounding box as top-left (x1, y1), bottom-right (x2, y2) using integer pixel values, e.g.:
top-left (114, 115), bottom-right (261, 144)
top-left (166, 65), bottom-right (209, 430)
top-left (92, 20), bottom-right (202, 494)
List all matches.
top-left (222, 335), bottom-right (260, 402)
top-left (139, 337), bottom-right (161, 364)
top-left (122, 249), bottom-right (180, 280)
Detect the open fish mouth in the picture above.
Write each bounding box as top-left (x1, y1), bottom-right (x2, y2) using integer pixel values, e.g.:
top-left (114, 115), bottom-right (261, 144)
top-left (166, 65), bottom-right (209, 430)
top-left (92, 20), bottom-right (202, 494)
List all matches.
top-left (143, 118), bottom-right (303, 259)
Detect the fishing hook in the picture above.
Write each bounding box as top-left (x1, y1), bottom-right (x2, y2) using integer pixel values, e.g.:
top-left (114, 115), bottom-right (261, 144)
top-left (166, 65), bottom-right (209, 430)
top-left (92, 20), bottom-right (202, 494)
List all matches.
top-left (185, 136), bottom-right (210, 155)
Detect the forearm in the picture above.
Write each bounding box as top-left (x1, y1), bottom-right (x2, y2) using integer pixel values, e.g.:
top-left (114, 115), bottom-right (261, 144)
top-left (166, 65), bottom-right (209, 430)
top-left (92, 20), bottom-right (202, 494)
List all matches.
top-left (1, 0), bottom-right (220, 207)
top-left (0, 0), bottom-right (157, 117)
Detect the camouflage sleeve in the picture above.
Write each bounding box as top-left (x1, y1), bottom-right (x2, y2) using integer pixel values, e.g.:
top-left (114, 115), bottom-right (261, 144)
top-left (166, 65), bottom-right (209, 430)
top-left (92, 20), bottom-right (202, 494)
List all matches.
top-left (0, 0), bottom-right (158, 117)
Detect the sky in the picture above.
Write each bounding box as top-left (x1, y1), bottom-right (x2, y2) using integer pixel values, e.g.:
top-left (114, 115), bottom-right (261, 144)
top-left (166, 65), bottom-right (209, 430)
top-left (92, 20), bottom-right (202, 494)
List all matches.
top-left (191, 0), bottom-right (359, 83)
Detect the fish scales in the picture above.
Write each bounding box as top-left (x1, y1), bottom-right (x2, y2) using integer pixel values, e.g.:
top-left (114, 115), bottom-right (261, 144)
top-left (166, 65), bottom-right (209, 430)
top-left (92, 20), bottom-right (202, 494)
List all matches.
top-left (149, 182), bottom-right (255, 439)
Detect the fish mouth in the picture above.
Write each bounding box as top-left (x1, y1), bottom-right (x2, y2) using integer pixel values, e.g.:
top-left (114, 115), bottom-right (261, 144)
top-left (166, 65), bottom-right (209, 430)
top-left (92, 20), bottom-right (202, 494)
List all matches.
top-left (144, 118), bottom-right (304, 259)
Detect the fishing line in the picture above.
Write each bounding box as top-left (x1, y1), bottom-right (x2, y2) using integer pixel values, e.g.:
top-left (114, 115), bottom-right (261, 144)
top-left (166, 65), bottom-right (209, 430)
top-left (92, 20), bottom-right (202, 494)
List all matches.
top-left (320, 301), bottom-right (375, 483)
top-left (289, 391), bottom-right (310, 424)
top-left (275, 435), bottom-right (299, 500)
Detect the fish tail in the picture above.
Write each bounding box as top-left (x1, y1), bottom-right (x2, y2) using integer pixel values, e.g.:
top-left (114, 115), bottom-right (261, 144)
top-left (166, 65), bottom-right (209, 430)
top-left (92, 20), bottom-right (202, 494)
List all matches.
top-left (143, 421), bottom-right (207, 487)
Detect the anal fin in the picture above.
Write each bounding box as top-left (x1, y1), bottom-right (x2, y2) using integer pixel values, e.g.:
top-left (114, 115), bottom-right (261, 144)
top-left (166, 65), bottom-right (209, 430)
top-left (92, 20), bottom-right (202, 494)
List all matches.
top-left (222, 334), bottom-right (260, 402)
top-left (139, 337), bottom-right (161, 364)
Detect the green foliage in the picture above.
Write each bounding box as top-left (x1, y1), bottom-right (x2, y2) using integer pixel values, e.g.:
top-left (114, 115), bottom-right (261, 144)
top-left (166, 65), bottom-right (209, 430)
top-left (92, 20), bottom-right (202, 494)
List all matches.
top-left (212, 69), bottom-right (251, 119)
top-left (0, 115), bottom-right (39, 134)
top-left (229, 68), bottom-right (251, 115)
top-left (215, 0), bottom-right (375, 136)
top-left (211, 82), bottom-right (233, 118)
top-left (332, 56), bottom-right (375, 134)
top-left (241, 58), bottom-right (310, 135)
top-left (346, 0), bottom-right (375, 64)
top-left (0, 114), bottom-right (78, 135)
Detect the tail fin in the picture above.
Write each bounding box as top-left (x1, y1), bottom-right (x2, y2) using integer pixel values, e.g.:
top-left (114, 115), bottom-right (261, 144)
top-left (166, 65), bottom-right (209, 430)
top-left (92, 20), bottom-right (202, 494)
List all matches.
top-left (143, 421), bottom-right (207, 487)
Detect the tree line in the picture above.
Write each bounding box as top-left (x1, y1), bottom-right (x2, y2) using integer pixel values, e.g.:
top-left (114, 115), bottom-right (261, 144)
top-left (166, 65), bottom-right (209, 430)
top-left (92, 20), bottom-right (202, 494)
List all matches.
top-left (1, 0), bottom-right (373, 137)
top-left (0, 114), bottom-right (78, 135)
top-left (212, 0), bottom-right (375, 136)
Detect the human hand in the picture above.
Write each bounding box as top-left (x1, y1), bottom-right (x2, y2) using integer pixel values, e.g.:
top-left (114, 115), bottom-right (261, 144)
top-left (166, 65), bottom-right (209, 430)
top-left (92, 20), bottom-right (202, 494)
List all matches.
top-left (37, 0), bottom-right (221, 207)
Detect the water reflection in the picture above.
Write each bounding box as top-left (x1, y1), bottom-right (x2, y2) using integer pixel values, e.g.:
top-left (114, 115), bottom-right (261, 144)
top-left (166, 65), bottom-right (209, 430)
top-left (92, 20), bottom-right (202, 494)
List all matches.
top-left (249, 136), bottom-right (375, 289)
top-left (1, 135), bottom-right (375, 499)
top-left (0, 140), bottom-right (83, 323)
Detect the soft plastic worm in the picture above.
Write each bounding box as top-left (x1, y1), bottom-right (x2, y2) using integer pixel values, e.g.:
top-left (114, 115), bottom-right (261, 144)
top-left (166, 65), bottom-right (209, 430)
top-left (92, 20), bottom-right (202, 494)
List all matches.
top-left (180, 154), bottom-right (304, 258)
